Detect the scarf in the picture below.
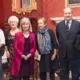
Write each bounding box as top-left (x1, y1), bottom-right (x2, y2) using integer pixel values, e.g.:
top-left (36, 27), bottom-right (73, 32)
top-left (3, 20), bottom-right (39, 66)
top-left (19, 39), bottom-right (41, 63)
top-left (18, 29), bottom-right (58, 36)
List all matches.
top-left (37, 26), bottom-right (52, 55)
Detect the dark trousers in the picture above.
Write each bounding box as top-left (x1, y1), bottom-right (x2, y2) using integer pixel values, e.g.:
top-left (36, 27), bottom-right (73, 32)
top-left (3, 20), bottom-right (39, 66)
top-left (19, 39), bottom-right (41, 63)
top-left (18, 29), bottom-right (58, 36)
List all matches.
top-left (0, 57), bottom-right (3, 80)
top-left (13, 76), bottom-right (29, 80)
top-left (60, 57), bottom-right (78, 80)
top-left (40, 72), bottom-right (55, 80)
top-left (76, 56), bottom-right (80, 80)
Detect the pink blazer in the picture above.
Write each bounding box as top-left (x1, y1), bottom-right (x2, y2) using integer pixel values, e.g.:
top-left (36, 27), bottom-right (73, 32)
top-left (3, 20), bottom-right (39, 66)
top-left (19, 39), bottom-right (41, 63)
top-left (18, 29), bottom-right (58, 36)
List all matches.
top-left (10, 32), bottom-right (36, 76)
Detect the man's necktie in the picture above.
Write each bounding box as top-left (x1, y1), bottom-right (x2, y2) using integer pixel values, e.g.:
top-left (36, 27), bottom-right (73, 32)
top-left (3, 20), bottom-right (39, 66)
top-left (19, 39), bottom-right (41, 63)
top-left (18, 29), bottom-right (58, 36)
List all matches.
top-left (66, 21), bottom-right (69, 31)
top-left (66, 21), bottom-right (70, 40)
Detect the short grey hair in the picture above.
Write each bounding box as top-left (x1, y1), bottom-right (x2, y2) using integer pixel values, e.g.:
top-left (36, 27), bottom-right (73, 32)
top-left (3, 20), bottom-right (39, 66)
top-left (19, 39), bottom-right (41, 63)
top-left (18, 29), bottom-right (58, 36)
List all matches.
top-left (8, 15), bottom-right (19, 25)
top-left (64, 7), bottom-right (72, 13)
top-left (20, 17), bottom-right (32, 32)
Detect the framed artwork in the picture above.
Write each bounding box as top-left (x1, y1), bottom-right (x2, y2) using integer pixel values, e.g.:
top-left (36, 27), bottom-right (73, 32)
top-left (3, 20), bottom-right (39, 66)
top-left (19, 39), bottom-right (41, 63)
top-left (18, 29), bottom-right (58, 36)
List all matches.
top-left (21, 0), bottom-right (30, 8)
top-left (12, 0), bottom-right (37, 14)
top-left (66, 0), bottom-right (80, 7)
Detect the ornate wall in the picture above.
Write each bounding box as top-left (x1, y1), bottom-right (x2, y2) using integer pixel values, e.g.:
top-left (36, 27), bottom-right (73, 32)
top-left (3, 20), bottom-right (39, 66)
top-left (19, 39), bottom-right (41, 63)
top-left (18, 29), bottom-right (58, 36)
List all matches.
top-left (0, 0), bottom-right (80, 31)
top-left (0, 0), bottom-right (4, 30)
top-left (0, 0), bottom-right (43, 30)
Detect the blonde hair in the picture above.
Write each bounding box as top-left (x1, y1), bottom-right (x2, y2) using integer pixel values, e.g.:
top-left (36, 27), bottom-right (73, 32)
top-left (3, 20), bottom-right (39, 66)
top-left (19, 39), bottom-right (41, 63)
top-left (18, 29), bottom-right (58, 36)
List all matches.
top-left (20, 17), bottom-right (32, 32)
top-left (8, 15), bottom-right (19, 25)
top-left (38, 17), bottom-right (47, 24)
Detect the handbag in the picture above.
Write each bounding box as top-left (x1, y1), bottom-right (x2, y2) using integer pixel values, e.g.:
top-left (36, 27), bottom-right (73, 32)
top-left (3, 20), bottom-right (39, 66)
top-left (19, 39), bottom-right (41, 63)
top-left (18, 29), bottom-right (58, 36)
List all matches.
top-left (2, 50), bottom-right (7, 64)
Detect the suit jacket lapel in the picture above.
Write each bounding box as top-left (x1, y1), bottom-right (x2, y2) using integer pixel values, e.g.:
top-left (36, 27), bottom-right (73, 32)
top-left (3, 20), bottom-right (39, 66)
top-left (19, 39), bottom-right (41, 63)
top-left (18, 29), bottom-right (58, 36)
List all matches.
top-left (60, 20), bottom-right (67, 38)
top-left (69, 20), bottom-right (75, 31)
top-left (62, 20), bottom-right (66, 34)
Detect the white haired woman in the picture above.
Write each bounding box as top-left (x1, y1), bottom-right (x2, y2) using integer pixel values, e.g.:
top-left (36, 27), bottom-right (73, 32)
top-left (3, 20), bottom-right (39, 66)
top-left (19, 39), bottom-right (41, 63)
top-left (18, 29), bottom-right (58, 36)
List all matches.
top-left (4, 15), bottom-right (20, 80)
top-left (10, 17), bottom-right (36, 80)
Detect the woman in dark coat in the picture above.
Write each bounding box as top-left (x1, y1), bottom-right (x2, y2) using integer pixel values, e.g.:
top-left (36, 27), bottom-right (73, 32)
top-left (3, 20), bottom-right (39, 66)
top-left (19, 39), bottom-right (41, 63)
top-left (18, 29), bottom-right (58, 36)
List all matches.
top-left (35, 17), bottom-right (58, 80)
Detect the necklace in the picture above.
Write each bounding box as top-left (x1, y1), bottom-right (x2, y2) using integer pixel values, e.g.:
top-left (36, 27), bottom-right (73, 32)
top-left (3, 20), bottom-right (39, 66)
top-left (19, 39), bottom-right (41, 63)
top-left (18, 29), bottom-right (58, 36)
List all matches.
top-left (23, 31), bottom-right (30, 38)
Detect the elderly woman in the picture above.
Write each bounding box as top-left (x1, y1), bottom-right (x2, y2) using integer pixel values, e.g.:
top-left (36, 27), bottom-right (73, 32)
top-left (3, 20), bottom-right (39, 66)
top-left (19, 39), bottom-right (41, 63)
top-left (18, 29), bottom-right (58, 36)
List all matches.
top-left (4, 15), bottom-right (20, 80)
top-left (35, 17), bottom-right (58, 80)
top-left (10, 17), bottom-right (36, 80)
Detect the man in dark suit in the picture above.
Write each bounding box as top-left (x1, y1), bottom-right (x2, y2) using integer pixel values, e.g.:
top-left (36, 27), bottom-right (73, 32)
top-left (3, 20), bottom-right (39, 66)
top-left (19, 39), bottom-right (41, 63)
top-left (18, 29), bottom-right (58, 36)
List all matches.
top-left (56, 7), bottom-right (80, 80)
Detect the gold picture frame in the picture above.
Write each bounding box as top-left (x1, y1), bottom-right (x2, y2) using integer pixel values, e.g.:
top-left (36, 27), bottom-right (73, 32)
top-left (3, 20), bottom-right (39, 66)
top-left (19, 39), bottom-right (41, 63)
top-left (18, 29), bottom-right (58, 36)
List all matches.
top-left (12, 0), bottom-right (37, 14)
top-left (66, 0), bottom-right (80, 8)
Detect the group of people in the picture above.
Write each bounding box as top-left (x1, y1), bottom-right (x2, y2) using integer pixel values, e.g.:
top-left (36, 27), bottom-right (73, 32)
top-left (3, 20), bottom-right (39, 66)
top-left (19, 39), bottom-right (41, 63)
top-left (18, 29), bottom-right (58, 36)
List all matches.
top-left (0, 7), bottom-right (80, 80)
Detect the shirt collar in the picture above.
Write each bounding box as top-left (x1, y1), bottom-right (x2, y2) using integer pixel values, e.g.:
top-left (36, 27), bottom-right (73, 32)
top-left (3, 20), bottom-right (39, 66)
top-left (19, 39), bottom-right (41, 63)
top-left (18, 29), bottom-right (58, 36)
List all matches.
top-left (65, 20), bottom-right (72, 24)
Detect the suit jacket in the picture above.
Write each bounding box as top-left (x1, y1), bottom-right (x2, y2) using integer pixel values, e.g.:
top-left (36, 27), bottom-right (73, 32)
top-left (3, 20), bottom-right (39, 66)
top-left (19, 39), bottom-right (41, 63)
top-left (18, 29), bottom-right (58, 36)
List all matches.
top-left (75, 34), bottom-right (80, 51)
top-left (56, 19), bottom-right (80, 58)
top-left (10, 32), bottom-right (36, 76)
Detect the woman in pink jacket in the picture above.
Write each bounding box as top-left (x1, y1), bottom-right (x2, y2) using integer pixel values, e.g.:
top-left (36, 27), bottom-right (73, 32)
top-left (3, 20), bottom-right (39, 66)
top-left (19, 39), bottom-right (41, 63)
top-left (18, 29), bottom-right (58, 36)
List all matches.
top-left (10, 17), bottom-right (36, 80)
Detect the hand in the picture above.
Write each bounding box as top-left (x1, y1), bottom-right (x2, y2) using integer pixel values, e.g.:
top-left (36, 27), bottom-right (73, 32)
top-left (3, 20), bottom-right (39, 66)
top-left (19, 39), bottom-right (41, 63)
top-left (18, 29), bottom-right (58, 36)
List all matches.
top-left (51, 54), bottom-right (56, 61)
top-left (6, 50), bottom-right (10, 58)
top-left (35, 50), bottom-right (39, 58)
top-left (25, 53), bottom-right (32, 60)
top-left (0, 44), bottom-right (4, 48)
top-left (35, 53), bottom-right (39, 58)
top-left (25, 56), bottom-right (29, 60)
top-left (21, 55), bottom-right (28, 60)
top-left (21, 55), bottom-right (26, 59)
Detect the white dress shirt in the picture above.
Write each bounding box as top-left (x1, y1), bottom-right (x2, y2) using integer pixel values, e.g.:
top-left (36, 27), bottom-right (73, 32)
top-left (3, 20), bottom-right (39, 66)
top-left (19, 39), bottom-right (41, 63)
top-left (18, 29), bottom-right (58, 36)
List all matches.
top-left (65, 20), bottom-right (72, 30)
top-left (0, 29), bottom-right (5, 45)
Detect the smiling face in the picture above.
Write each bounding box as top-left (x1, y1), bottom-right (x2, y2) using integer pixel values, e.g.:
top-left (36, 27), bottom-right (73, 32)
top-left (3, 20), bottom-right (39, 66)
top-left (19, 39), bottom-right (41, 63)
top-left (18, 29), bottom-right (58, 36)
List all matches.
top-left (21, 22), bottom-right (30, 31)
top-left (38, 18), bottom-right (46, 30)
top-left (9, 21), bottom-right (18, 29)
top-left (64, 8), bottom-right (72, 21)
